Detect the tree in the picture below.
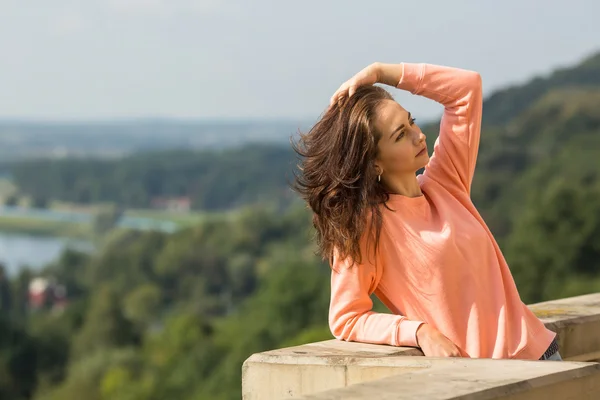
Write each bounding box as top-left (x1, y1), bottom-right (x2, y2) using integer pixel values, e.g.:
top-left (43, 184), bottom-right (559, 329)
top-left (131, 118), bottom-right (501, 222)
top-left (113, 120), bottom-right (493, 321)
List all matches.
top-left (92, 205), bottom-right (123, 236)
top-left (32, 195), bottom-right (49, 209)
top-left (0, 316), bottom-right (38, 400)
top-left (123, 284), bottom-right (162, 329)
top-left (72, 284), bottom-right (137, 359)
top-left (0, 263), bottom-right (12, 312)
top-left (505, 178), bottom-right (600, 303)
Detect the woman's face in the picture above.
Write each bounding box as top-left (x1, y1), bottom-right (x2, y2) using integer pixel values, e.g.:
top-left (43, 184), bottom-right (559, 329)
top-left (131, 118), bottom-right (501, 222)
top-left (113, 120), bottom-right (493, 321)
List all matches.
top-left (373, 99), bottom-right (429, 177)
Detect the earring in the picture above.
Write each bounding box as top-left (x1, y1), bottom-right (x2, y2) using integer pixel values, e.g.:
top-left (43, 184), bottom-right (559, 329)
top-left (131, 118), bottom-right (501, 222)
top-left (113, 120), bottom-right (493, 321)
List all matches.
top-left (378, 174), bottom-right (381, 182)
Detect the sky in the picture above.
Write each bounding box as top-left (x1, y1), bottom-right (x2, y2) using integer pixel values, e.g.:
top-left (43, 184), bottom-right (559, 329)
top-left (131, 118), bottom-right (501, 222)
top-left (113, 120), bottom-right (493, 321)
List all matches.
top-left (0, 0), bottom-right (598, 122)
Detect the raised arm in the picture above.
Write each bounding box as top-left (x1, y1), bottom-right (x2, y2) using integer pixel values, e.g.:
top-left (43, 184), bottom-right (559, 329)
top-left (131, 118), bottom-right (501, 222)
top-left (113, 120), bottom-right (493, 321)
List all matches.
top-left (331, 62), bottom-right (483, 196)
top-left (392, 62), bottom-right (483, 195)
top-left (329, 245), bottom-right (424, 347)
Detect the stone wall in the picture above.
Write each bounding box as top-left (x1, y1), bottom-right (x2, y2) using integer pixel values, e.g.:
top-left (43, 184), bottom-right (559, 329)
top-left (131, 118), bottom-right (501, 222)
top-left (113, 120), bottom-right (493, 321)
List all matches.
top-left (242, 292), bottom-right (600, 399)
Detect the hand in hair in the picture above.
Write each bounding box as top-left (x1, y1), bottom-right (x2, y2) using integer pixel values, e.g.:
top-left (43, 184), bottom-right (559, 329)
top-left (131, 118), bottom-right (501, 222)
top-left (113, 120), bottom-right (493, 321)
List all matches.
top-left (330, 62), bottom-right (404, 106)
top-left (329, 63), bottom-right (381, 106)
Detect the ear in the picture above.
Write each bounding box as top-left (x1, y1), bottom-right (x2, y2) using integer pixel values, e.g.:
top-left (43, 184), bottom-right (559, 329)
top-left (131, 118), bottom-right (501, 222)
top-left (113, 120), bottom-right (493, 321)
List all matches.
top-left (373, 161), bottom-right (383, 176)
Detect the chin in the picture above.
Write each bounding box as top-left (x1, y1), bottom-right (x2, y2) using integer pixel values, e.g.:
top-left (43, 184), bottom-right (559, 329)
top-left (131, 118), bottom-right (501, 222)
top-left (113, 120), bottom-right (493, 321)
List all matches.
top-left (417, 155), bottom-right (430, 170)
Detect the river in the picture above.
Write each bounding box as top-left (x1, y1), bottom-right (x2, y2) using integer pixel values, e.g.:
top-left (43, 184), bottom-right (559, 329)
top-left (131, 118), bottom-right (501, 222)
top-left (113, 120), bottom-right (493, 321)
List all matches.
top-left (0, 206), bottom-right (180, 275)
top-left (0, 232), bottom-right (92, 275)
top-left (0, 205), bottom-right (178, 232)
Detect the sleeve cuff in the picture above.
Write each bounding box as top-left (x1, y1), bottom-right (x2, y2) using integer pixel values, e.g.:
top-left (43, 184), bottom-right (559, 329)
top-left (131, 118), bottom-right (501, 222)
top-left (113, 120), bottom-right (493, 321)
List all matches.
top-left (397, 319), bottom-right (426, 347)
top-left (396, 63), bottom-right (425, 95)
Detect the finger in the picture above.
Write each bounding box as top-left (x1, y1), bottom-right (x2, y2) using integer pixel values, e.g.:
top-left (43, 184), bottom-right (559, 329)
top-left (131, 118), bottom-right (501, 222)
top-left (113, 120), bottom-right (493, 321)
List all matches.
top-left (330, 88), bottom-right (344, 106)
top-left (330, 94), bottom-right (342, 106)
top-left (330, 87), bottom-right (348, 106)
top-left (348, 85), bottom-right (357, 98)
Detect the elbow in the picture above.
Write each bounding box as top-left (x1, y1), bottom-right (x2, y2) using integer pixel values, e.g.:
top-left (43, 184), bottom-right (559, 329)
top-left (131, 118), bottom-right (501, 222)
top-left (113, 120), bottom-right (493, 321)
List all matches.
top-left (329, 311), bottom-right (359, 341)
top-left (469, 71), bottom-right (483, 92)
top-left (329, 313), bottom-right (347, 340)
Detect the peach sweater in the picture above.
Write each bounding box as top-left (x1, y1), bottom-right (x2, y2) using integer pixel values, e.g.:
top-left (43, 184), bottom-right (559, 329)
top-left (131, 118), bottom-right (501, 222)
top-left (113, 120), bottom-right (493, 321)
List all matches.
top-left (328, 63), bottom-right (556, 359)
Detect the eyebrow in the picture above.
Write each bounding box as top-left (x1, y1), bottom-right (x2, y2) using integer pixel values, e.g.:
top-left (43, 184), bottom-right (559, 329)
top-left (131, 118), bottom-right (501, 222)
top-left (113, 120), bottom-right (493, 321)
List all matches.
top-left (389, 111), bottom-right (411, 139)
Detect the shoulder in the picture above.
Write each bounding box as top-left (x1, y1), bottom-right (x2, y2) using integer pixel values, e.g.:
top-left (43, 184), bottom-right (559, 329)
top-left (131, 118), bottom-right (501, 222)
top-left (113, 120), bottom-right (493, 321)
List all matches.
top-left (420, 171), bottom-right (464, 200)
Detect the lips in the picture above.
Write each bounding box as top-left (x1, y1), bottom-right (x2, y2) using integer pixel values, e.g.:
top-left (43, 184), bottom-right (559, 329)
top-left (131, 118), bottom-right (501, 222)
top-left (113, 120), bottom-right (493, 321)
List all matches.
top-left (416, 147), bottom-right (427, 157)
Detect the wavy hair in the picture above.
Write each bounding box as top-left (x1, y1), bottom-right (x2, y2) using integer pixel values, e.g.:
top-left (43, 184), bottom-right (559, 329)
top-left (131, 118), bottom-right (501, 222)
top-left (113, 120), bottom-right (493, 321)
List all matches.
top-left (292, 85), bottom-right (394, 266)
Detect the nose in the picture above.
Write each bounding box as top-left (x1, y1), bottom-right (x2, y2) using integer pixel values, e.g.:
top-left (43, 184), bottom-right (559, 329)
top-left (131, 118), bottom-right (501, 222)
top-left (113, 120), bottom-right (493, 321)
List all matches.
top-left (414, 130), bottom-right (426, 144)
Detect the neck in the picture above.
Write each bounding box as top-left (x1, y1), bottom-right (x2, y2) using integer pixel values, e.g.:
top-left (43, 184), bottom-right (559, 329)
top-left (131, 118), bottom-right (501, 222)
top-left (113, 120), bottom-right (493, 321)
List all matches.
top-left (383, 173), bottom-right (422, 198)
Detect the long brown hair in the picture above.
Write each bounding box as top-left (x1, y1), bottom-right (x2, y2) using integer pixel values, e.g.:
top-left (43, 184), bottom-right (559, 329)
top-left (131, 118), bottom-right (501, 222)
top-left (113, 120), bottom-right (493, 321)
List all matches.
top-left (292, 85), bottom-right (393, 266)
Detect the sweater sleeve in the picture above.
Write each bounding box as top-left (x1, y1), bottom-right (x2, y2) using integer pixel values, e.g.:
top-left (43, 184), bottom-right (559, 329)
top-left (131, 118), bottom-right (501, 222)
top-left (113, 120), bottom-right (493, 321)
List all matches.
top-left (328, 241), bottom-right (425, 347)
top-left (397, 63), bottom-right (483, 196)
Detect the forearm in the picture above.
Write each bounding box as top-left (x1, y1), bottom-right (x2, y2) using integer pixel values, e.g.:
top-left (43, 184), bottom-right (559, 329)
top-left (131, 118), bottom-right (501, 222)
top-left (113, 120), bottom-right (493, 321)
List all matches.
top-left (375, 62), bottom-right (404, 88)
top-left (330, 245), bottom-right (425, 348)
top-left (330, 308), bottom-right (424, 347)
top-left (376, 62), bottom-right (482, 108)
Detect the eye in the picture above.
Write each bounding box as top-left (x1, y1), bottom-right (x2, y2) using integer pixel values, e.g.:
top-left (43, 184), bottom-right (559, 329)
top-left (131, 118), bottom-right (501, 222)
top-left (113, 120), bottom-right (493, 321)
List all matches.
top-left (395, 132), bottom-right (405, 141)
top-left (410, 117), bottom-right (416, 125)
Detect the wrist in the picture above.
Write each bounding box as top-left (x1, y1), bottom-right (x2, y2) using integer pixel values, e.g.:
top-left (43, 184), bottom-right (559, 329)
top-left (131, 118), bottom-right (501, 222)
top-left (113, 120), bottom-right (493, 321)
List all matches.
top-left (415, 323), bottom-right (429, 347)
top-left (375, 62), bottom-right (404, 87)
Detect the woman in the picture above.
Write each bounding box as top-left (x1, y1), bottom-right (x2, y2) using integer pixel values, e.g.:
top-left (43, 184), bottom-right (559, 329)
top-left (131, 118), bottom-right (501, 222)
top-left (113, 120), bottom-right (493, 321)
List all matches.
top-left (293, 61), bottom-right (562, 361)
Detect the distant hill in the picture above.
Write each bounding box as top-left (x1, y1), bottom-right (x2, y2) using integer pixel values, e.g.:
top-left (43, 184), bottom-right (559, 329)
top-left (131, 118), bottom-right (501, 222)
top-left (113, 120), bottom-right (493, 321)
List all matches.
top-left (0, 119), bottom-right (310, 161)
top-left (3, 144), bottom-right (299, 211)
top-left (470, 51), bottom-right (600, 237)
top-left (482, 52), bottom-right (600, 127)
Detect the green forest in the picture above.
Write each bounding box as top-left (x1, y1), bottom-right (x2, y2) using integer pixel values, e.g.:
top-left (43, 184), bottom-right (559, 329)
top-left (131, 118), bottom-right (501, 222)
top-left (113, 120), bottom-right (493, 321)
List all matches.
top-left (0, 51), bottom-right (600, 399)
top-left (1, 144), bottom-right (297, 211)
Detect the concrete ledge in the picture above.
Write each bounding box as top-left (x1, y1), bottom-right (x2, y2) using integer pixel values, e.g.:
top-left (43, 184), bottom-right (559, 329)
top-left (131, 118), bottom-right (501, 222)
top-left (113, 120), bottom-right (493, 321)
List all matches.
top-left (295, 358), bottom-right (600, 400)
top-left (529, 292), bottom-right (600, 361)
top-left (242, 292), bottom-right (600, 399)
top-left (243, 342), bottom-right (425, 400)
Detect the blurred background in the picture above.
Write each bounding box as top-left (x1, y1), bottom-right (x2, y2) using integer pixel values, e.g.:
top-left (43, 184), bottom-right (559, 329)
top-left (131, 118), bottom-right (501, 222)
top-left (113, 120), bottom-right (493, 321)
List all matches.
top-left (0, 1), bottom-right (598, 399)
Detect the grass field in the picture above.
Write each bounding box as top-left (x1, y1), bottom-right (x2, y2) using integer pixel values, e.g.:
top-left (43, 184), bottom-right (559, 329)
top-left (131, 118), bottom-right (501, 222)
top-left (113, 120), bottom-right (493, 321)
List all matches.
top-left (0, 191), bottom-right (254, 239)
top-left (0, 215), bottom-right (91, 238)
top-left (0, 207), bottom-right (241, 238)
top-left (125, 208), bottom-right (241, 227)
top-left (125, 209), bottom-right (207, 226)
